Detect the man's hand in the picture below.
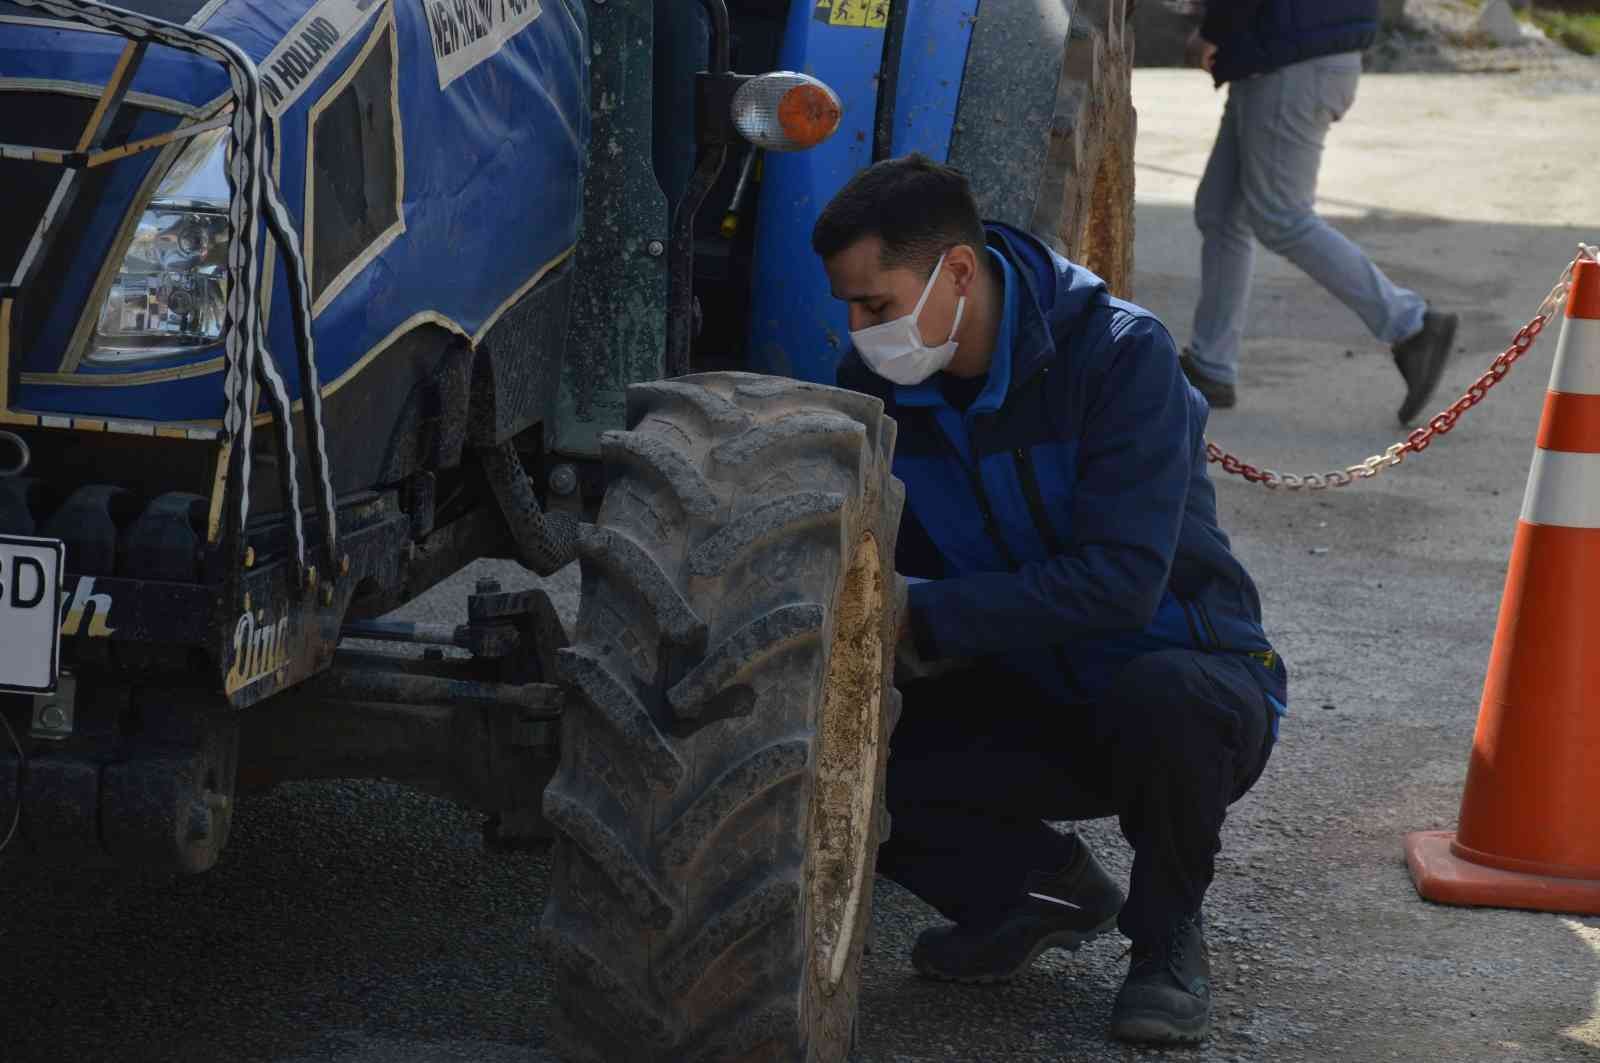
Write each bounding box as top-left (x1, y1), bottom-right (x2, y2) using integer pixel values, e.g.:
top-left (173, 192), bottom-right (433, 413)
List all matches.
top-left (891, 573), bottom-right (971, 685)
top-left (1185, 29), bottom-right (1218, 73)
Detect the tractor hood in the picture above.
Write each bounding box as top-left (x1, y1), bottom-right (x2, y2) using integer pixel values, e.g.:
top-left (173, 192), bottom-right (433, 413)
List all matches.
top-left (0, 0), bottom-right (587, 428)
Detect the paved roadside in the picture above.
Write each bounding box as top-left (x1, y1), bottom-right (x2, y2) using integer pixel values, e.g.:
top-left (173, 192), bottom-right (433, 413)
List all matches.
top-left (1100, 67), bottom-right (1600, 1063)
top-left (2, 68), bottom-right (1599, 1063)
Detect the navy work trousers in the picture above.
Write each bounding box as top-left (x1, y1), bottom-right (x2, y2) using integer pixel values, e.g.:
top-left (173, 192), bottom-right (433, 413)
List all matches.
top-left (876, 649), bottom-right (1280, 945)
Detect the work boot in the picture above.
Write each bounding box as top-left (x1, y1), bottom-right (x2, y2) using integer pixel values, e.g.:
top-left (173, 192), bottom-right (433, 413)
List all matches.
top-left (1392, 309), bottom-right (1459, 426)
top-left (1110, 912), bottom-right (1213, 1045)
top-left (1179, 350), bottom-right (1237, 409)
top-left (910, 835), bottom-right (1124, 984)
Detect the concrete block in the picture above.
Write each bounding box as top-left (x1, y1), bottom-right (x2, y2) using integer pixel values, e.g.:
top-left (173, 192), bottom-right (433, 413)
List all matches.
top-left (1476, 0), bottom-right (1526, 46)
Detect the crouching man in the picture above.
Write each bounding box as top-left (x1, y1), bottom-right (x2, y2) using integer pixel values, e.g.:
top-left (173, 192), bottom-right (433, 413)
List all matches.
top-left (816, 154), bottom-right (1289, 1045)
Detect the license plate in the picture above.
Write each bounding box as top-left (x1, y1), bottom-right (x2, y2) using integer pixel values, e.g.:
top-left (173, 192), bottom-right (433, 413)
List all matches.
top-left (0, 534), bottom-right (65, 695)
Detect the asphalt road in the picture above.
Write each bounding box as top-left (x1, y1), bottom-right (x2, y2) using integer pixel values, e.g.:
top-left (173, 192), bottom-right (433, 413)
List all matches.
top-left (4, 69), bottom-right (1600, 1062)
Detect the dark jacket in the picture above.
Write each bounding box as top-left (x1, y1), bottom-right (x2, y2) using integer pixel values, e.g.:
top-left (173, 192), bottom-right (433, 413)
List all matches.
top-left (837, 222), bottom-right (1288, 708)
top-left (1202, 0), bottom-right (1379, 85)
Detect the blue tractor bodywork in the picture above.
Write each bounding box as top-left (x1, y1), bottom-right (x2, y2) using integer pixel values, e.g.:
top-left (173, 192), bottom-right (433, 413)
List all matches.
top-left (746, 0), bottom-right (976, 384)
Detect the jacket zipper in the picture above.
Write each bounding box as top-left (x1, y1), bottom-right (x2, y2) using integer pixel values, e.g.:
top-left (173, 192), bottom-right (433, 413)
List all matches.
top-left (1180, 600), bottom-right (1206, 650)
top-left (942, 433), bottom-right (1073, 677)
top-left (929, 401), bottom-right (1072, 687)
top-left (1013, 447), bottom-right (1065, 557)
top-left (932, 425), bottom-right (1019, 571)
top-left (990, 438), bottom-right (1078, 683)
top-left (1196, 600), bottom-right (1224, 650)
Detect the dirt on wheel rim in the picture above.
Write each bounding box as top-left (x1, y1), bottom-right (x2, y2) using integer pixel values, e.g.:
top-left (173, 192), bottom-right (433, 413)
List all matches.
top-left (1081, 140), bottom-right (1134, 297)
top-left (809, 531), bottom-right (885, 991)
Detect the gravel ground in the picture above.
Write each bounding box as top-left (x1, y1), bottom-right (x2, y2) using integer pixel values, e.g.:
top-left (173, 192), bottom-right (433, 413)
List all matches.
top-left (3, 66), bottom-right (1600, 1063)
top-left (1367, 0), bottom-right (1600, 80)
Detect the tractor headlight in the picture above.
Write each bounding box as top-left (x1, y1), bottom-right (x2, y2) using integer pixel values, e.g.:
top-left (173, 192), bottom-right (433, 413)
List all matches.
top-left (87, 127), bottom-right (231, 365)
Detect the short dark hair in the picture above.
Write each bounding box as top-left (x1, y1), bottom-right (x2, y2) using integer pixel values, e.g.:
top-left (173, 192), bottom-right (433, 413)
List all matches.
top-left (811, 153), bottom-right (986, 275)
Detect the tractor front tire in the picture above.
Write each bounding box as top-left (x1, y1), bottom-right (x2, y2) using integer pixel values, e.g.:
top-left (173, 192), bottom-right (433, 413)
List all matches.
top-left (539, 372), bottom-right (903, 1062)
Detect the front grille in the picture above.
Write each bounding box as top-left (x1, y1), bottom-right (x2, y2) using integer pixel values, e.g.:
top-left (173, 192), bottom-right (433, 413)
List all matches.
top-left (0, 92), bottom-right (163, 362)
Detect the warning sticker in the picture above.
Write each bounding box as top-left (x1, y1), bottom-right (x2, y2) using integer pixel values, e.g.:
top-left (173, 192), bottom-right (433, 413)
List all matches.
top-left (813, 0), bottom-right (890, 28)
top-left (422, 0), bottom-right (543, 90)
top-left (261, 0), bottom-right (388, 118)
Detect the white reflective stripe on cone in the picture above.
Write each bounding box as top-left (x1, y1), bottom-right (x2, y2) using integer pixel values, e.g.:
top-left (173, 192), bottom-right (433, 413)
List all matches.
top-left (1548, 318), bottom-right (1600, 396)
top-left (1520, 448), bottom-right (1600, 528)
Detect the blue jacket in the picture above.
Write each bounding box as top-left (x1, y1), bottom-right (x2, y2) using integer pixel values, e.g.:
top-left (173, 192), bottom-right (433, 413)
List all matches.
top-left (837, 223), bottom-right (1287, 710)
top-left (1202, 0), bottom-right (1379, 85)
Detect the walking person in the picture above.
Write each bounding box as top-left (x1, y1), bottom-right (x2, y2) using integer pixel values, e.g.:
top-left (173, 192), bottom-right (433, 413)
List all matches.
top-left (1181, 0), bottom-right (1458, 423)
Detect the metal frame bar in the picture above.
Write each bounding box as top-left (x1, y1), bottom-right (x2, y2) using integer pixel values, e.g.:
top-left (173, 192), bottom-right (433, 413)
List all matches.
top-left (665, 0), bottom-right (734, 378)
top-left (0, 298), bottom-right (15, 417)
top-left (0, 144), bottom-right (67, 164)
top-left (8, 39), bottom-right (146, 296)
top-left (873, 0), bottom-right (910, 162)
top-left (86, 109), bottom-right (231, 167)
top-left (0, 111), bottom-right (232, 167)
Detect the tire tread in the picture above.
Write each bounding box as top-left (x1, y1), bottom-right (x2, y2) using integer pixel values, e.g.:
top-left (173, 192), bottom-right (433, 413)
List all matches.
top-left (544, 373), bottom-right (903, 1062)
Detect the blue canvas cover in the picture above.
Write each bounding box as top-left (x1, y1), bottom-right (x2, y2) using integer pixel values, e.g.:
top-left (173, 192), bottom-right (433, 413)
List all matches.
top-left (1, 0), bottom-right (588, 423)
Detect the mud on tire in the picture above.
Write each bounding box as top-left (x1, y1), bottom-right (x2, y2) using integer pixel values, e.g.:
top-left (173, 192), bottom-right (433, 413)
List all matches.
top-left (538, 372), bottom-right (903, 1062)
top-left (1035, 0), bottom-right (1137, 298)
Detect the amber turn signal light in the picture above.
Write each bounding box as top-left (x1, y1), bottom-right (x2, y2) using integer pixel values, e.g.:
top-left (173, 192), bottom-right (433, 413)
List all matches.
top-left (731, 72), bottom-right (843, 152)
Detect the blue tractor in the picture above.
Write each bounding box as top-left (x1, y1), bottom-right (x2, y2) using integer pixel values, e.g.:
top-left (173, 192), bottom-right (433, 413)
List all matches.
top-left (0, 0), bottom-right (1133, 1057)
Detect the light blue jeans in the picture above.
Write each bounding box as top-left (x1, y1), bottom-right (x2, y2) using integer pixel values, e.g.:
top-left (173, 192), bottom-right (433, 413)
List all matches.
top-left (1187, 52), bottom-right (1427, 386)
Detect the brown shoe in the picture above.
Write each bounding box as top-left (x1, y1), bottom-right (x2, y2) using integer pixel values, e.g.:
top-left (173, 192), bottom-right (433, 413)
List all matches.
top-left (1393, 310), bottom-right (1459, 426)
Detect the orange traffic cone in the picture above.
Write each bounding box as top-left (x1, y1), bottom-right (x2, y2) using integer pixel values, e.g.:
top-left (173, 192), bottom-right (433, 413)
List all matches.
top-left (1405, 258), bottom-right (1600, 915)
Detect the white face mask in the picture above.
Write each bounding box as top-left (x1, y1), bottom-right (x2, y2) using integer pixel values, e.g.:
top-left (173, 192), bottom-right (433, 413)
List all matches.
top-left (851, 251), bottom-right (966, 386)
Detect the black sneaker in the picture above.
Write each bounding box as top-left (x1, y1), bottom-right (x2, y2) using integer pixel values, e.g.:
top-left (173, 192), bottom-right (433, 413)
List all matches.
top-left (1392, 309), bottom-right (1459, 426)
top-left (910, 836), bottom-right (1124, 984)
top-left (1179, 351), bottom-right (1237, 409)
top-left (1110, 913), bottom-right (1213, 1045)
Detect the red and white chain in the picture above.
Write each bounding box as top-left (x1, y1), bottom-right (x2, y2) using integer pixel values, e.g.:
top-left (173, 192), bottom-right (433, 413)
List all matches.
top-left (1207, 243), bottom-right (1600, 490)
